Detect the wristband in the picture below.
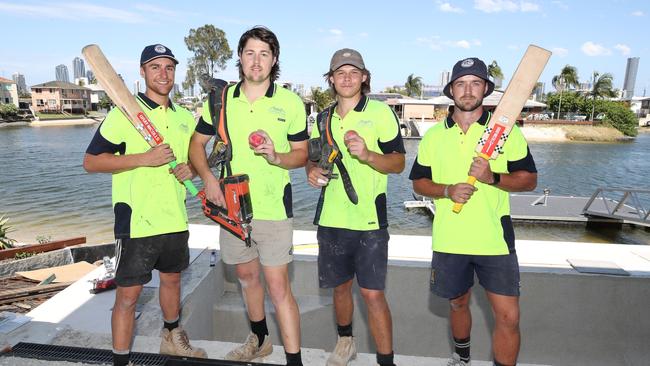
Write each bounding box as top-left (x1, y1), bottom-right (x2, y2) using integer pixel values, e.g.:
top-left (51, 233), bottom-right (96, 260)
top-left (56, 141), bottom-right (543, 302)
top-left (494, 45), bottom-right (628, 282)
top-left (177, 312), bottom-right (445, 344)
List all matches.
top-left (443, 184), bottom-right (450, 198)
top-left (490, 172), bottom-right (501, 186)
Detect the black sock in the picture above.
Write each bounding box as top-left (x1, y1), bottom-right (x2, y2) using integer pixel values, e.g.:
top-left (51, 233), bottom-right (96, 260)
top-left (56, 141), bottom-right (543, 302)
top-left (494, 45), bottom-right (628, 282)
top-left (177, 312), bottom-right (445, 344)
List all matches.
top-left (494, 360), bottom-right (513, 366)
top-left (112, 351), bottom-right (129, 366)
top-left (377, 351), bottom-right (395, 366)
top-left (285, 350), bottom-right (303, 366)
top-left (454, 336), bottom-right (470, 362)
top-left (337, 322), bottom-right (353, 337)
top-left (163, 317), bottom-right (179, 331)
top-left (251, 317), bottom-right (269, 347)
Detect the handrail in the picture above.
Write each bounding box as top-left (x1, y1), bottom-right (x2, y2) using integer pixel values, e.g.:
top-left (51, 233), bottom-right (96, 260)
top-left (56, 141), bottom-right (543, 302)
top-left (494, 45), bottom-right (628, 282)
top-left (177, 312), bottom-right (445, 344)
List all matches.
top-left (582, 188), bottom-right (650, 226)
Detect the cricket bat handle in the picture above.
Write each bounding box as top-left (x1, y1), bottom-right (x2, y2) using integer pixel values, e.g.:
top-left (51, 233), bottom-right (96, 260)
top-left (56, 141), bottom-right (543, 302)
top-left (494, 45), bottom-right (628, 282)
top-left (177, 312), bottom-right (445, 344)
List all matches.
top-left (452, 176), bottom-right (477, 213)
top-left (168, 160), bottom-right (199, 196)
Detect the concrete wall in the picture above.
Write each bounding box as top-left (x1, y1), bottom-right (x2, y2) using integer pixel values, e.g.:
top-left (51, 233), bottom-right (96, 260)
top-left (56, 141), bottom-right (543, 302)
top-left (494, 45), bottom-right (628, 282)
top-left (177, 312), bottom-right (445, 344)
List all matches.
top-left (201, 255), bottom-right (650, 366)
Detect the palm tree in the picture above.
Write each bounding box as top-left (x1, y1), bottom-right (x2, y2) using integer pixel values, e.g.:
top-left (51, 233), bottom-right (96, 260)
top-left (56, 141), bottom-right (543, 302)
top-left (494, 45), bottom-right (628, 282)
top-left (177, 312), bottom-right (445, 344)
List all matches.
top-left (589, 71), bottom-right (616, 120)
top-left (487, 60), bottom-right (504, 88)
top-left (552, 65), bottom-right (579, 91)
top-left (404, 74), bottom-right (423, 98)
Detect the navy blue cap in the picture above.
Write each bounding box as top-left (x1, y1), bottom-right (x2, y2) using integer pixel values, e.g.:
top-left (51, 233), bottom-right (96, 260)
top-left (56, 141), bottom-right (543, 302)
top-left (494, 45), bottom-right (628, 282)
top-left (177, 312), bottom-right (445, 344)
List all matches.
top-left (443, 57), bottom-right (494, 99)
top-left (140, 44), bottom-right (179, 66)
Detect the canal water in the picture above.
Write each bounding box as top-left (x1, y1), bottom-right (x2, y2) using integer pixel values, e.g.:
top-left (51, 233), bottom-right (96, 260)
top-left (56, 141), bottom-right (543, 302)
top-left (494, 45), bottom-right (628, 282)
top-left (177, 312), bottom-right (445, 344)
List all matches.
top-left (0, 123), bottom-right (648, 245)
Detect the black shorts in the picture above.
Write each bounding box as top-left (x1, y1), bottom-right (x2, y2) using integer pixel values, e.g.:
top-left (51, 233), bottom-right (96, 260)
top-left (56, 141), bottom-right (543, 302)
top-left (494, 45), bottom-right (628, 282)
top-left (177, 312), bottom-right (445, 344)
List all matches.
top-left (430, 251), bottom-right (520, 299)
top-left (317, 226), bottom-right (389, 290)
top-left (114, 231), bottom-right (190, 287)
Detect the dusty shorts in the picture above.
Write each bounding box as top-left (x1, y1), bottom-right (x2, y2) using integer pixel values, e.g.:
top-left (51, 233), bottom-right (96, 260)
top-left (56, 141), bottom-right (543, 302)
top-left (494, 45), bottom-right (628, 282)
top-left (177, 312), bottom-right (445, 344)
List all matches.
top-left (219, 218), bottom-right (293, 266)
top-left (317, 226), bottom-right (389, 290)
top-left (430, 251), bottom-right (521, 299)
top-left (114, 231), bottom-right (190, 287)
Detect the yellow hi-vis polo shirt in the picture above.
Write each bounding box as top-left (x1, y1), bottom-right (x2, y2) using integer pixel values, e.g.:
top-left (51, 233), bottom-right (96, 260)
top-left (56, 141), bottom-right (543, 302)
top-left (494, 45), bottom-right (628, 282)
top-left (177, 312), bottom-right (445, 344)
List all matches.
top-left (311, 96), bottom-right (405, 231)
top-left (85, 93), bottom-right (196, 239)
top-left (409, 111), bottom-right (537, 255)
top-left (196, 82), bottom-right (308, 220)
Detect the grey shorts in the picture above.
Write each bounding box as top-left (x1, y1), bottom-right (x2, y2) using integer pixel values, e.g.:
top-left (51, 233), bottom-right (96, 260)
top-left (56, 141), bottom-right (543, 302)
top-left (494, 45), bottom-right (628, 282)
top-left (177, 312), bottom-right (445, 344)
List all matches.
top-left (219, 218), bottom-right (293, 266)
top-left (114, 231), bottom-right (190, 287)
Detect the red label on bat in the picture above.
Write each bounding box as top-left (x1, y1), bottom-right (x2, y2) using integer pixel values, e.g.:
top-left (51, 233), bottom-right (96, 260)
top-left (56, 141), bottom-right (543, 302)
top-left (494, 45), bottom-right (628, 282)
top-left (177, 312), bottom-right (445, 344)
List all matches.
top-left (481, 123), bottom-right (505, 156)
top-left (137, 112), bottom-right (163, 144)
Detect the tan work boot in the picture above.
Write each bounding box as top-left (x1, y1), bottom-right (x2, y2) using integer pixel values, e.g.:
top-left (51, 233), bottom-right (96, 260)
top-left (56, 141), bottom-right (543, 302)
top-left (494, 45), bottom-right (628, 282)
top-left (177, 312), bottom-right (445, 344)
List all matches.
top-left (326, 336), bottom-right (357, 366)
top-left (224, 331), bottom-right (272, 361)
top-left (160, 327), bottom-right (208, 358)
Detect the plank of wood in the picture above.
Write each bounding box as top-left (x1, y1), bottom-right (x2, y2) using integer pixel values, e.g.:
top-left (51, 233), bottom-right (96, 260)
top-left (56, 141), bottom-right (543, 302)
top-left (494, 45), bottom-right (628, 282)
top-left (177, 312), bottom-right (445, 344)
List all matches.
top-left (0, 282), bottom-right (71, 302)
top-left (0, 237), bottom-right (86, 260)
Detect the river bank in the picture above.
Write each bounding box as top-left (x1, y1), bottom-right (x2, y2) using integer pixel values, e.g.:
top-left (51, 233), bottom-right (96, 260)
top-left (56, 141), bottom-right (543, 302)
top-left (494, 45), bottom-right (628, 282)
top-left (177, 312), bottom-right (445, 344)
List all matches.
top-left (521, 124), bottom-right (631, 142)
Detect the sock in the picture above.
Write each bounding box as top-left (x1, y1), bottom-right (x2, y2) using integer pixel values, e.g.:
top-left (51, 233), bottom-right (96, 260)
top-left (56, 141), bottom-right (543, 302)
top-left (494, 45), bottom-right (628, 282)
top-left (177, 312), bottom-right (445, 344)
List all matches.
top-left (112, 349), bottom-right (129, 366)
top-left (251, 317), bottom-right (269, 347)
top-left (377, 351), bottom-right (395, 366)
top-left (337, 322), bottom-right (353, 337)
top-left (454, 336), bottom-right (471, 363)
top-left (163, 317), bottom-right (179, 331)
top-left (285, 350), bottom-right (303, 366)
top-left (494, 360), bottom-right (513, 366)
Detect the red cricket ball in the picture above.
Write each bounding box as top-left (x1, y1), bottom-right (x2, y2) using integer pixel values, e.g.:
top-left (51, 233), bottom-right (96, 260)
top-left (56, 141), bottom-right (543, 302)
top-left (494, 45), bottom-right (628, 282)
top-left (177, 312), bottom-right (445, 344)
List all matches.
top-left (344, 130), bottom-right (358, 142)
top-left (249, 133), bottom-right (265, 147)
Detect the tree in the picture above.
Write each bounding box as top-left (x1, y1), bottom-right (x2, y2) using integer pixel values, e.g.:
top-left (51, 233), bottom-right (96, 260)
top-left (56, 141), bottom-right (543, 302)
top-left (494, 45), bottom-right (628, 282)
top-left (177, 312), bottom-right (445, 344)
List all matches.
top-left (599, 101), bottom-right (638, 136)
top-left (310, 87), bottom-right (334, 112)
top-left (78, 79), bottom-right (85, 87)
top-left (552, 65), bottom-right (579, 91)
top-left (0, 104), bottom-right (18, 120)
top-left (383, 86), bottom-right (406, 95)
top-left (184, 25), bottom-right (233, 92)
top-left (98, 95), bottom-right (113, 111)
top-left (589, 71), bottom-right (616, 120)
top-left (487, 60), bottom-right (503, 82)
top-left (404, 74), bottom-right (423, 98)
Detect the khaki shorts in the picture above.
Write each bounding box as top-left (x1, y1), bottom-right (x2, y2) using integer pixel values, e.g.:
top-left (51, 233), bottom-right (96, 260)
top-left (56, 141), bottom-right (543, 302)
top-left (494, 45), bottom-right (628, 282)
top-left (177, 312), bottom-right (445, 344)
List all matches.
top-left (219, 218), bottom-right (293, 266)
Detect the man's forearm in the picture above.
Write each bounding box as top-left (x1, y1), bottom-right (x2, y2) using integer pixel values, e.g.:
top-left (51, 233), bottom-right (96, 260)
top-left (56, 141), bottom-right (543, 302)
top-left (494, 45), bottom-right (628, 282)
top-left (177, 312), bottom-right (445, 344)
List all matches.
top-left (366, 152), bottom-right (405, 174)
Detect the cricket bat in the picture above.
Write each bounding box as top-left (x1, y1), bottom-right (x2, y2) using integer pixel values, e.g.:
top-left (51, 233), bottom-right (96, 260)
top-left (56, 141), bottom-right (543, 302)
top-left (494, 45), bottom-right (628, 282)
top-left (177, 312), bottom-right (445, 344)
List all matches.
top-left (453, 45), bottom-right (551, 213)
top-left (82, 44), bottom-right (198, 196)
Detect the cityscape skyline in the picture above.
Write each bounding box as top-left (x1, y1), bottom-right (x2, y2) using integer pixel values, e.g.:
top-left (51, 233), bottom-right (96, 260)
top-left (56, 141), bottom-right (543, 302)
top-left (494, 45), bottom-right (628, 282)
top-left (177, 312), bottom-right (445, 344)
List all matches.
top-left (1, 1), bottom-right (648, 97)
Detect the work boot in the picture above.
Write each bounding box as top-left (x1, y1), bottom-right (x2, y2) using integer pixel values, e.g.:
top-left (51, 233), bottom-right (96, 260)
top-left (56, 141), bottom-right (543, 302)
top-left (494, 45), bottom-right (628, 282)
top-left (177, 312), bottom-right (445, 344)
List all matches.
top-left (326, 336), bottom-right (357, 366)
top-left (447, 352), bottom-right (471, 366)
top-left (225, 331), bottom-right (272, 361)
top-left (160, 327), bottom-right (207, 358)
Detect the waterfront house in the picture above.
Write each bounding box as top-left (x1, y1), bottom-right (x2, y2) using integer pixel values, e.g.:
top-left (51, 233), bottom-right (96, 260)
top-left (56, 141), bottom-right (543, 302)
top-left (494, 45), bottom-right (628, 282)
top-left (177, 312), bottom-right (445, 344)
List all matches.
top-left (30, 81), bottom-right (91, 114)
top-left (0, 76), bottom-right (19, 107)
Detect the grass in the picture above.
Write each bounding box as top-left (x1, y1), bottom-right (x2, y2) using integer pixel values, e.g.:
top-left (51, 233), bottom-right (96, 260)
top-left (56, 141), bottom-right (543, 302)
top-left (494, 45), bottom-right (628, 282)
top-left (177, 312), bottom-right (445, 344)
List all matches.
top-left (36, 113), bottom-right (86, 120)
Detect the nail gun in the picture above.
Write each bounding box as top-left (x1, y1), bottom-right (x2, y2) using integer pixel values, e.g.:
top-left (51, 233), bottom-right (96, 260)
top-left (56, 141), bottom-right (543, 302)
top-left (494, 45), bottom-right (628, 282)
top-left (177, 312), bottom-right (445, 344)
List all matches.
top-left (198, 175), bottom-right (253, 246)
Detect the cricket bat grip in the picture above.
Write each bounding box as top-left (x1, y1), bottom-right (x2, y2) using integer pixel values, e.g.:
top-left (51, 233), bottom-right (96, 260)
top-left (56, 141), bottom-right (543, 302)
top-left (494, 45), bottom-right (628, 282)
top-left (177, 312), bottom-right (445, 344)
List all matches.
top-left (452, 175), bottom-right (477, 213)
top-left (168, 160), bottom-right (199, 196)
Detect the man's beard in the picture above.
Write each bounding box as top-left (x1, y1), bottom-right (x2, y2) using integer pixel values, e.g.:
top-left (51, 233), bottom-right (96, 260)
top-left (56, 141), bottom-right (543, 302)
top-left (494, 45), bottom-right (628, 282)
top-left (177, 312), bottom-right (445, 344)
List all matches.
top-left (454, 96), bottom-right (483, 112)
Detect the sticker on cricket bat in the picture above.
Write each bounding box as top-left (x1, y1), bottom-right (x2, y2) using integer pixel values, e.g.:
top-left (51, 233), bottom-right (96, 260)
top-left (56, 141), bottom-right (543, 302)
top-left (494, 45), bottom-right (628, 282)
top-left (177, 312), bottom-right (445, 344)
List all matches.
top-left (453, 45), bottom-right (551, 213)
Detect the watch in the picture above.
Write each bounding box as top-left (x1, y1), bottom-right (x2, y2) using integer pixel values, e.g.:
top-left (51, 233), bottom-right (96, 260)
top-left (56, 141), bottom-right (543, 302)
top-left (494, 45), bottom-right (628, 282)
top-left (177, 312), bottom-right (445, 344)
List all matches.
top-left (491, 172), bottom-right (501, 186)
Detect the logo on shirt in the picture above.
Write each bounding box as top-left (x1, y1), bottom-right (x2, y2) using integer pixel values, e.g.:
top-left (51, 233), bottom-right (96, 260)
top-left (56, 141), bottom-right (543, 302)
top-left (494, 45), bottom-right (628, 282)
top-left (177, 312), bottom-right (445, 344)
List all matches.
top-left (268, 106), bottom-right (286, 122)
top-left (358, 119), bottom-right (373, 128)
top-left (179, 123), bottom-right (189, 133)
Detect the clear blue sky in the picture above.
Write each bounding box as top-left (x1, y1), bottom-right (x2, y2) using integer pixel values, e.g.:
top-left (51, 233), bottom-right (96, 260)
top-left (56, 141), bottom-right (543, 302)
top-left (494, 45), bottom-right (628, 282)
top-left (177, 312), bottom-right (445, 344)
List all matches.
top-left (2, 0), bottom-right (648, 96)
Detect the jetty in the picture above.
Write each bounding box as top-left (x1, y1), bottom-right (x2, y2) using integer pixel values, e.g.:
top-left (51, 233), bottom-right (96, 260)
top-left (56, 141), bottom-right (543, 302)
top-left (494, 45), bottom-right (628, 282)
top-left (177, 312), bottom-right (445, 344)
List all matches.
top-left (405, 188), bottom-right (650, 228)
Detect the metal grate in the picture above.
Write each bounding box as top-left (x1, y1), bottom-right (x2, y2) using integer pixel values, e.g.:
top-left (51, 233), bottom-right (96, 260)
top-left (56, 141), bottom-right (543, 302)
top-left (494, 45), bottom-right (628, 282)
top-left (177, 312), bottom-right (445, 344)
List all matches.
top-left (4, 342), bottom-right (280, 365)
top-left (5, 342), bottom-right (168, 365)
